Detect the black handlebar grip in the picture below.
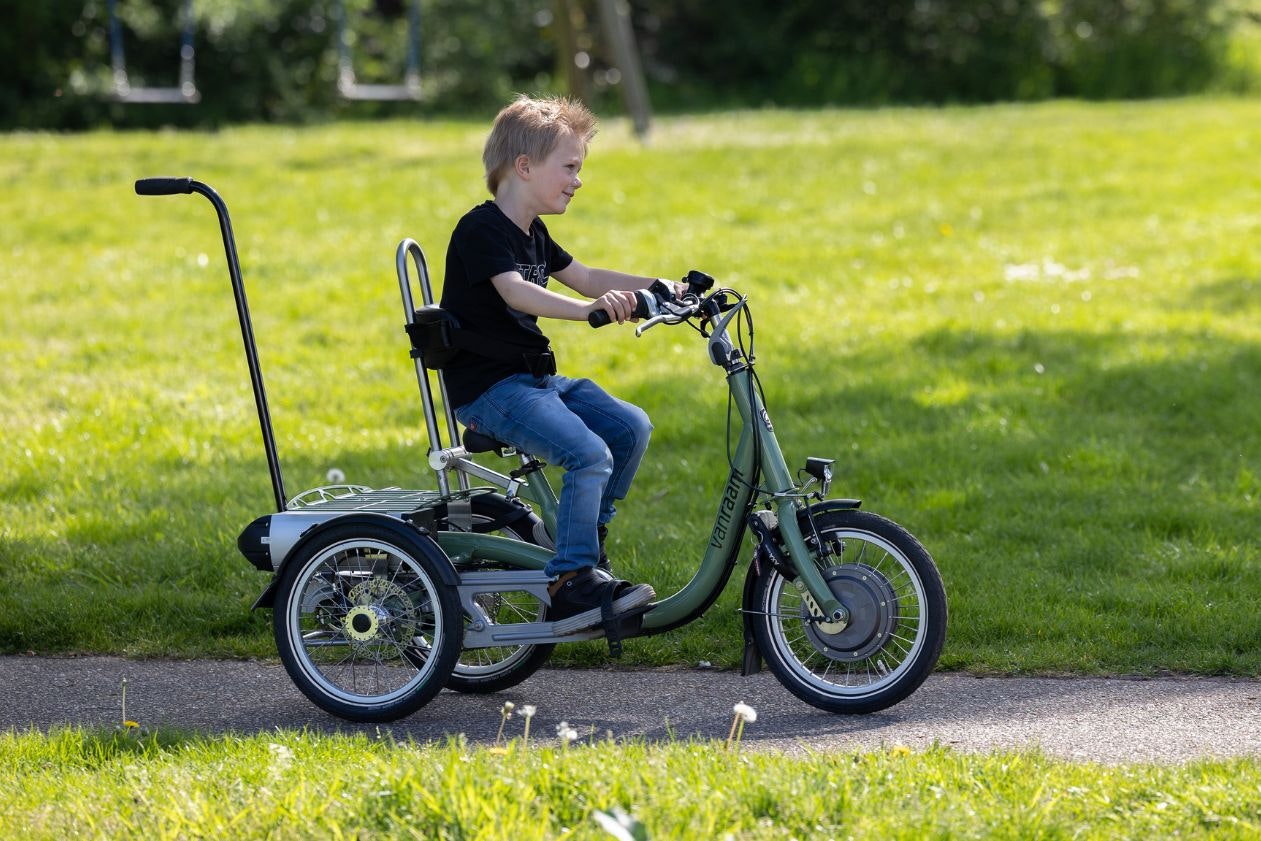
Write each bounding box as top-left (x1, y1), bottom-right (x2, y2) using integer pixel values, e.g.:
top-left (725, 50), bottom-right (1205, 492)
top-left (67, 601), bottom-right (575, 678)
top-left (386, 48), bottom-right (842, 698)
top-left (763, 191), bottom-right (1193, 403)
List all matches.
top-left (135, 177), bottom-right (194, 196)
top-left (588, 291), bottom-right (652, 328)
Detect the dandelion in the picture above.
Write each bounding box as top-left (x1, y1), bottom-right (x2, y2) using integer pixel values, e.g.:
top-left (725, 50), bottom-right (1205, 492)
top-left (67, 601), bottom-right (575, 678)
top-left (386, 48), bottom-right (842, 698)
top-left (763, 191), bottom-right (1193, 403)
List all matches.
top-left (495, 701), bottom-right (515, 747)
top-left (556, 721), bottom-right (579, 747)
top-left (520, 704), bottom-right (537, 746)
top-left (114, 675), bottom-right (144, 731)
top-left (268, 742), bottom-right (295, 767)
top-left (326, 467), bottom-right (346, 484)
top-left (727, 702), bottom-right (757, 749)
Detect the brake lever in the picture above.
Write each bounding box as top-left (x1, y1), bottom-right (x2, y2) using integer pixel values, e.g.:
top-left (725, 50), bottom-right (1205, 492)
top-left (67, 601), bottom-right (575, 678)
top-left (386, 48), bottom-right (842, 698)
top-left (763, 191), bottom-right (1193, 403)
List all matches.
top-left (634, 314), bottom-right (672, 337)
top-left (634, 297), bottom-right (698, 337)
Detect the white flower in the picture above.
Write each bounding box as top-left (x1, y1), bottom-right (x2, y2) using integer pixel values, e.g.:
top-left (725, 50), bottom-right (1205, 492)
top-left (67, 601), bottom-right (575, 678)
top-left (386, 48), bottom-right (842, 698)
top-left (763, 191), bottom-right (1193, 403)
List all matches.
top-left (326, 467), bottom-right (345, 483)
top-left (267, 743), bottom-right (295, 766)
top-left (556, 721), bottom-right (579, 745)
top-left (501, 701), bottom-right (515, 717)
top-left (520, 704), bottom-right (536, 719)
top-left (733, 702), bottom-right (757, 723)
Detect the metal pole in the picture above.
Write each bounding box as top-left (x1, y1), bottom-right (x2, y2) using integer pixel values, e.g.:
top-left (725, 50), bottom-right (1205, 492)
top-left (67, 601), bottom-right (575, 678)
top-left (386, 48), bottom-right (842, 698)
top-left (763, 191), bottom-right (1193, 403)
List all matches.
top-left (595, 0), bottom-right (652, 139)
top-left (189, 181), bottom-right (288, 512)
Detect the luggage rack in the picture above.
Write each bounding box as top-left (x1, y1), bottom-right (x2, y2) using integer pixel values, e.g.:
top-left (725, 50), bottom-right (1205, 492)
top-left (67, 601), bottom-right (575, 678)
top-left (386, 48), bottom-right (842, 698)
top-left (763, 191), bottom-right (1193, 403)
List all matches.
top-left (286, 484), bottom-right (495, 514)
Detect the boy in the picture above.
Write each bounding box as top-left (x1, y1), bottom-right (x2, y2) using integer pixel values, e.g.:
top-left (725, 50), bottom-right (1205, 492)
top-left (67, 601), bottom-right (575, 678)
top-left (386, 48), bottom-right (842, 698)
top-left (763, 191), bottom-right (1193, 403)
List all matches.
top-left (440, 94), bottom-right (663, 631)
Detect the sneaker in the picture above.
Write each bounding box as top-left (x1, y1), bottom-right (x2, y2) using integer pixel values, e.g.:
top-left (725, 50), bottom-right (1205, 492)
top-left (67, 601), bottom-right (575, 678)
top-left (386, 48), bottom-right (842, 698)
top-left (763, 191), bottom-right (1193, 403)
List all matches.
top-left (547, 567), bottom-right (654, 636)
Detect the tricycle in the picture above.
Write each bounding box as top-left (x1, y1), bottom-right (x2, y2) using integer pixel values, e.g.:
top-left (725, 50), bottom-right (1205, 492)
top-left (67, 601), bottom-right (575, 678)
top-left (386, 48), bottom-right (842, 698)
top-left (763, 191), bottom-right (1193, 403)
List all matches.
top-left (136, 177), bottom-right (947, 723)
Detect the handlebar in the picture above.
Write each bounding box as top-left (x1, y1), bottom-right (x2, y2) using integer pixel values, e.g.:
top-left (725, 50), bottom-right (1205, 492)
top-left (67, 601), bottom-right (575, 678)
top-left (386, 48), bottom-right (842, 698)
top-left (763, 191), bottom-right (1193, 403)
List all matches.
top-left (588, 271), bottom-right (716, 328)
top-left (587, 289), bottom-right (653, 328)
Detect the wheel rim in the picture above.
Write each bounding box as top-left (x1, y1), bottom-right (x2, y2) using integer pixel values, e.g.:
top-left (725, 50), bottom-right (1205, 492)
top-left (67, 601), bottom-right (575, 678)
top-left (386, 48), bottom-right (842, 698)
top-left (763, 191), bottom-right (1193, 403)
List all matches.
top-left (764, 528), bottom-right (928, 698)
top-left (286, 538), bottom-right (446, 706)
top-left (456, 587), bottom-right (547, 677)
top-left (452, 510), bottom-right (548, 681)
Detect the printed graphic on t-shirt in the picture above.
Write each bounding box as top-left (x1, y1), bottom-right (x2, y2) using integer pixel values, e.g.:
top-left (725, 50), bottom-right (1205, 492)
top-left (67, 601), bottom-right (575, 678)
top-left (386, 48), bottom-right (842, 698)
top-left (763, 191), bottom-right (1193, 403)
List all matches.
top-left (516, 263), bottom-right (549, 287)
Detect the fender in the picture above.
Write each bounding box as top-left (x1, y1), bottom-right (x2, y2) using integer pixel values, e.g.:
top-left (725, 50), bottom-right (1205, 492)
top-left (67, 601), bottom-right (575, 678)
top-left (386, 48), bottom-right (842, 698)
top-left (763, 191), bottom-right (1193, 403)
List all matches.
top-left (250, 512), bottom-right (459, 610)
top-left (800, 498), bottom-right (862, 519)
top-left (739, 547), bottom-right (765, 676)
top-left (739, 498), bottom-right (862, 675)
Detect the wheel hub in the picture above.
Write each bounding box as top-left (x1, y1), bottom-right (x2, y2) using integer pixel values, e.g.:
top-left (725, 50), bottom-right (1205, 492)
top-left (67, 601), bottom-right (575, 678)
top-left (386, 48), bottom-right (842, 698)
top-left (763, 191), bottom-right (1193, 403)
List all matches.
top-left (800, 563), bottom-right (899, 663)
top-left (343, 606), bottom-right (383, 641)
top-left (343, 577), bottom-right (417, 650)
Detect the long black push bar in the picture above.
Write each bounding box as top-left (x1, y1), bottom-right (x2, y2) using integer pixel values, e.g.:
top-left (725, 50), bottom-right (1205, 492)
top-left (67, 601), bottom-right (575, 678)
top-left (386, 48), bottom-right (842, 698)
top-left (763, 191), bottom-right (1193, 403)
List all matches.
top-left (135, 177), bottom-right (287, 512)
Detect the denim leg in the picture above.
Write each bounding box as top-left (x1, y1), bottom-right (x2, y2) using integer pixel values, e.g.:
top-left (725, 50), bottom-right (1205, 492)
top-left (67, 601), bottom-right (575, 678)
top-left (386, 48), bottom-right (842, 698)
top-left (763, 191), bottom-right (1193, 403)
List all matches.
top-left (551, 376), bottom-right (653, 525)
top-left (455, 374), bottom-right (615, 577)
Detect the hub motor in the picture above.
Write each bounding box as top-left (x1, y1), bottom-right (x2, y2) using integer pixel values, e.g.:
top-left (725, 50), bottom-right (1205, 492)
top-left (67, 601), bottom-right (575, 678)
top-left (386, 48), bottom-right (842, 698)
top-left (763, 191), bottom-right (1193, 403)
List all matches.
top-left (800, 564), bottom-right (899, 663)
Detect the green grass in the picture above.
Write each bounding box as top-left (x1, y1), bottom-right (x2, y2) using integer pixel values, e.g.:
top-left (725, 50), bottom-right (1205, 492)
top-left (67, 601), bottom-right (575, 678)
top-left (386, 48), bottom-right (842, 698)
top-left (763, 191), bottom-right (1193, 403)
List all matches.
top-left (1, 98), bottom-right (1259, 672)
top-left (2, 727), bottom-right (1259, 839)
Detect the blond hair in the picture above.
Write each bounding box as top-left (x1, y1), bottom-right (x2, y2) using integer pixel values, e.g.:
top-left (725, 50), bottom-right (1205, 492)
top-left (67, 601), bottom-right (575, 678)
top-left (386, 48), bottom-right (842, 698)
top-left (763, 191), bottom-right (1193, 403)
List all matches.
top-left (482, 94), bottom-right (598, 196)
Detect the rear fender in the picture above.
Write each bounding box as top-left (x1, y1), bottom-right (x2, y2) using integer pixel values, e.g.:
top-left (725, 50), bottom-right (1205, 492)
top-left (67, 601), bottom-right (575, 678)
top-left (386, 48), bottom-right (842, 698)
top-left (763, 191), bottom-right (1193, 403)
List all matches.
top-left (251, 512), bottom-right (458, 610)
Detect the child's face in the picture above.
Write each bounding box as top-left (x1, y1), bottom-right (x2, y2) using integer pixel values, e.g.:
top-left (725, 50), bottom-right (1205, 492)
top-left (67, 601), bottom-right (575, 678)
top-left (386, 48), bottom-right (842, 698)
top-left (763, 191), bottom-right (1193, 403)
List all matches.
top-left (528, 131), bottom-right (585, 215)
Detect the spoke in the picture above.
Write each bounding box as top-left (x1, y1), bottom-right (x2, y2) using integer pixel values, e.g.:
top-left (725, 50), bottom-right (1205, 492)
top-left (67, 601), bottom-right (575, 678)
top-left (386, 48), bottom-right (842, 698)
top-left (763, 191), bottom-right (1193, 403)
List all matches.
top-left (888, 631), bottom-right (918, 650)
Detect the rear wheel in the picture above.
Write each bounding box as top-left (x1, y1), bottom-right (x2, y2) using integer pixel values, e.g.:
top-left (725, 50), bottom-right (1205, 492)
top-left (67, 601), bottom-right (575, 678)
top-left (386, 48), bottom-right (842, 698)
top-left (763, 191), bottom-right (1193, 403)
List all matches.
top-left (444, 494), bottom-right (555, 694)
top-left (750, 508), bottom-right (946, 714)
top-left (272, 524), bottom-right (461, 722)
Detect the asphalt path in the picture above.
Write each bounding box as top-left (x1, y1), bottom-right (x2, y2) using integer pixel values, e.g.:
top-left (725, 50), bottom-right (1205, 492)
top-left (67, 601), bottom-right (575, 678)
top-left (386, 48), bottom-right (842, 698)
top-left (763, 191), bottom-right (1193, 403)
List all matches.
top-left (4, 656), bottom-right (1259, 764)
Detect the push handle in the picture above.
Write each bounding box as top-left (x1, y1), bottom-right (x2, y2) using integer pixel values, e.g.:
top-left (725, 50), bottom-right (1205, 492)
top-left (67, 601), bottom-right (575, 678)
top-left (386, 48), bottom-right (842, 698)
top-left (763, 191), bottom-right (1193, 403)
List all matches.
top-left (135, 177), bottom-right (194, 196)
top-left (134, 176), bottom-right (288, 513)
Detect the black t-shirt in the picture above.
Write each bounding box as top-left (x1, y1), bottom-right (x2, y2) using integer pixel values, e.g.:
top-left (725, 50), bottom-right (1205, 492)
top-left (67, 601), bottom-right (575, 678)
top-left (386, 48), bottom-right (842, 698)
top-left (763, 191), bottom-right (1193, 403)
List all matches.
top-left (440, 201), bottom-right (574, 408)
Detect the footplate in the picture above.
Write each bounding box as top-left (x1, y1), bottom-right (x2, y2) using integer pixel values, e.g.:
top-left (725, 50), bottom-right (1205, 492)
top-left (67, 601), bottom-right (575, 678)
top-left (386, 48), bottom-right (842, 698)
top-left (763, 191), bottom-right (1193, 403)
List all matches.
top-left (458, 570), bottom-right (650, 648)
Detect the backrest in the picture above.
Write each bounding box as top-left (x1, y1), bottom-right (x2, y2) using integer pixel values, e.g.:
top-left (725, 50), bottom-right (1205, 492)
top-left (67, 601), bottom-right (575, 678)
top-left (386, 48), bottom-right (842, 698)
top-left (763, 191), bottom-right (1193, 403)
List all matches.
top-left (405, 305), bottom-right (461, 370)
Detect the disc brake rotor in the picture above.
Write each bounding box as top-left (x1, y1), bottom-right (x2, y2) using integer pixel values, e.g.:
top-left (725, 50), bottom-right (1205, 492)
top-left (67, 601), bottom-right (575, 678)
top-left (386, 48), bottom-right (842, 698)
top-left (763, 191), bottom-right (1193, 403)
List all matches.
top-left (799, 563), bottom-right (899, 663)
top-left (343, 577), bottom-right (418, 653)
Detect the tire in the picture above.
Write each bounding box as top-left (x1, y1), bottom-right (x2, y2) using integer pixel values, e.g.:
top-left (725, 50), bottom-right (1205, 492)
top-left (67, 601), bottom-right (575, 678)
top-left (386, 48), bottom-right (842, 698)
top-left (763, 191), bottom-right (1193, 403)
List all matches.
top-left (272, 523), bottom-right (462, 722)
top-left (750, 508), bottom-right (947, 714)
top-left (443, 494), bottom-right (555, 694)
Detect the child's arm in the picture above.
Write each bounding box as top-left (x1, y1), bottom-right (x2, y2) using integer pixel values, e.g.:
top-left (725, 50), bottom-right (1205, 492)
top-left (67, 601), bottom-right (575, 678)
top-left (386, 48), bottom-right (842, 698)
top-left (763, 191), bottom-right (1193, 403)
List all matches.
top-left (491, 270), bottom-right (641, 324)
top-left (552, 260), bottom-right (654, 298)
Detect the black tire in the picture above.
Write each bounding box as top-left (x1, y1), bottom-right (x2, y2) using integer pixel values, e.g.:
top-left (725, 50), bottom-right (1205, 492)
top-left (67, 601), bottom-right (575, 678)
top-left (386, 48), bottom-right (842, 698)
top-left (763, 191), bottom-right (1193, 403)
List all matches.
top-left (272, 523), bottom-right (462, 722)
top-left (750, 508), bottom-right (946, 714)
top-left (444, 494), bottom-right (555, 694)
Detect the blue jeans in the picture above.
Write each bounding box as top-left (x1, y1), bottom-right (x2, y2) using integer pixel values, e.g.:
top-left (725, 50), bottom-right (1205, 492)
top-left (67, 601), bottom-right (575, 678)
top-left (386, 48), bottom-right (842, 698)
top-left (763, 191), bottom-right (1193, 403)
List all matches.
top-left (455, 374), bottom-right (653, 577)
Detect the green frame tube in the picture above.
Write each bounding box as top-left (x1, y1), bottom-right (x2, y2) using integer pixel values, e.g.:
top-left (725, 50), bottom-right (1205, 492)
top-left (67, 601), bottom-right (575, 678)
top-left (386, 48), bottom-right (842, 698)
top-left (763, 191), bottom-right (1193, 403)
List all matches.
top-left (433, 355), bottom-right (848, 630)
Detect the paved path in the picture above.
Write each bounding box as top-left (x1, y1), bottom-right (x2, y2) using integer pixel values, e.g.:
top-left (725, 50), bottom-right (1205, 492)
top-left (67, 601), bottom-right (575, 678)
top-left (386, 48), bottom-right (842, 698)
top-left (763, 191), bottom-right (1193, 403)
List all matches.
top-left (3, 656), bottom-right (1258, 763)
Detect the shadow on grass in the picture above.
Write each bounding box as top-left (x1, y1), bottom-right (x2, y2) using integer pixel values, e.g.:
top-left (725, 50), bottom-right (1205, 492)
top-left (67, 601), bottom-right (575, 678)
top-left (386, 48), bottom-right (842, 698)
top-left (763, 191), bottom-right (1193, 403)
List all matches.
top-left (3, 312), bottom-right (1259, 673)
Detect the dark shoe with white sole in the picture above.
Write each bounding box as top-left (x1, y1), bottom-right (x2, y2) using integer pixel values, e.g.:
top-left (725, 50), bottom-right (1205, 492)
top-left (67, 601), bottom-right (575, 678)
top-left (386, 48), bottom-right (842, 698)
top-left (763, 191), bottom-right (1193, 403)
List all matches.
top-left (548, 567), bottom-right (654, 656)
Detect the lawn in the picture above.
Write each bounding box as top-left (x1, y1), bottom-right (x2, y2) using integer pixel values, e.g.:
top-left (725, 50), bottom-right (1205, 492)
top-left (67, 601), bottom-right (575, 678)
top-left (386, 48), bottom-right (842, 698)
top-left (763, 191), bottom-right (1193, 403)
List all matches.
top-left (1, 97), bottom-right (1258, 674)
top-left (2, 728), bottom-right (1259, 839)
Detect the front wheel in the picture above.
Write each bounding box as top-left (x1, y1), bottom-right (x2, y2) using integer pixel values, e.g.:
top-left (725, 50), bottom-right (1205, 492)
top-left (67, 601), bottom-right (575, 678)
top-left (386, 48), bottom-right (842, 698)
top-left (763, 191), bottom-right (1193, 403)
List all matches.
top-left (273, 523), bottom-right (462, 722)
top-left (750, 508), bottom-right (946, 714)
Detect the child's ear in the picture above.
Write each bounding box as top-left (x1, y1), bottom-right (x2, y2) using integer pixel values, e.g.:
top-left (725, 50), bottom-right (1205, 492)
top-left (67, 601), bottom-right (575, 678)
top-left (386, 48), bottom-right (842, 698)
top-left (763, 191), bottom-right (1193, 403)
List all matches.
top-left (514, 154), bottom-right (531, 180)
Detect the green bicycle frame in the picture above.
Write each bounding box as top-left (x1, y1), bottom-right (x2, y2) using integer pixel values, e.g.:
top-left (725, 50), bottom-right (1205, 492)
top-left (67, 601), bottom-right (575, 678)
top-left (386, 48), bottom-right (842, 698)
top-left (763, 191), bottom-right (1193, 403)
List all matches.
top-left (434, 296), bottom-right (848, 631)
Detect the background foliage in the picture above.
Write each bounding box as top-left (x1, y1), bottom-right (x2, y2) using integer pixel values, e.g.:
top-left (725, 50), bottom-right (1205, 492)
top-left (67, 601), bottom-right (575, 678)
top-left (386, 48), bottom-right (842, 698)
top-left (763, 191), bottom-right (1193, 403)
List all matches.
top-left (2, 0), bottom-right (1259, 129)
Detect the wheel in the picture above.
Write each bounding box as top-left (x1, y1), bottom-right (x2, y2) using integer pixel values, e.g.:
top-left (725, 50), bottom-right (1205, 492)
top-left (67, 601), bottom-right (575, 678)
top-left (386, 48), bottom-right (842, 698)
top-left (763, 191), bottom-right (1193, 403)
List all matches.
top-left (750, 508), bottom-right (947, 714)
top-left (443, 494), bottom-right (556, 694)
top-left (272, 523), bottom-right (462, 722)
